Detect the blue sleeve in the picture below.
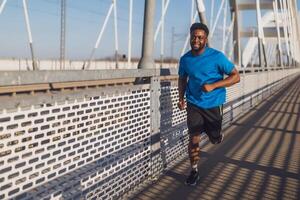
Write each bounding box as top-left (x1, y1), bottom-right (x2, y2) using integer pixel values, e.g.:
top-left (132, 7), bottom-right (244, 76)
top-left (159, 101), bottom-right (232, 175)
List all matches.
top-left (178, 57), bottom-right (188, 78)
top-left (217, 53), bottom-right (234, 75)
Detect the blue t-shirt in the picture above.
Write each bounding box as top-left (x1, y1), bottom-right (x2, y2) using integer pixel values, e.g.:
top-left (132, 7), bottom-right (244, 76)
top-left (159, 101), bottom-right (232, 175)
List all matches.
top-left (178, 47), bottom-right (234, 109)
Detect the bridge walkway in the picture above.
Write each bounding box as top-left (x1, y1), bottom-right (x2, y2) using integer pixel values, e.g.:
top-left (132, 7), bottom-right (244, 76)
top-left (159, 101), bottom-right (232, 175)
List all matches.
top-left (126, 75), bottom-right (300, 200)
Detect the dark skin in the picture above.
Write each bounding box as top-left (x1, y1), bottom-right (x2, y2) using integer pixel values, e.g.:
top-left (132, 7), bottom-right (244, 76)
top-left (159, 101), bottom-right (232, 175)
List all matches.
top-left (177, 28), bottom-right (240, 167)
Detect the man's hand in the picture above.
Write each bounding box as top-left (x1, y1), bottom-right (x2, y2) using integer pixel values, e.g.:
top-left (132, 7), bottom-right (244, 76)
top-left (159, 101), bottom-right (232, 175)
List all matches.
top-left (202, 68), bottom-right (240, 92)
top-left (202, 83), bottom-right (215, 92)
top-left (177, 99), bottom-right (186, 110)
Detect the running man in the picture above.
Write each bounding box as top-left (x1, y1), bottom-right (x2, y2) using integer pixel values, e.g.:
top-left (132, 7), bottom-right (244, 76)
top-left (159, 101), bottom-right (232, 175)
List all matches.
top-left (178, 23), bottom-right (240, 186)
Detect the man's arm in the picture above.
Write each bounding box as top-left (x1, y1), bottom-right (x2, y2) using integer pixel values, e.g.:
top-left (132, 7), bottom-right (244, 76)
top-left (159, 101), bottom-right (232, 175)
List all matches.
top-left (178, 76), bottom-right (188, 110)
top-left (202, 68), bottom-right (240, 92)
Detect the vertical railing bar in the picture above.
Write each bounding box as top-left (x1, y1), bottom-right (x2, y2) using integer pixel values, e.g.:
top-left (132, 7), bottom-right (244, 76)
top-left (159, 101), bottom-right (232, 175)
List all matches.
top-left (0, 0), bottom-right (7, 14)
top-left (85, 3), bottom-right (114, 70)
top-left (113, 0), bottom-right (119, 69)
top-left (154, 0), bottom-right (170, 42)
top-left (128, 0), bottom-right (133, 67)
top-left (22, 0), bottom-right (37, 70)
top-left (209, 0), bottom-right (214, 30)
top-left (160, 0), bottom-right (165, 68)
top-left (273, 1), bottom-right (283, 67)
top-left (210, 0), bottom-right (225, 39)
top-left (191, 0), bottom-right (194, 24)
top-left (222, 0), bottom-right (228, 53)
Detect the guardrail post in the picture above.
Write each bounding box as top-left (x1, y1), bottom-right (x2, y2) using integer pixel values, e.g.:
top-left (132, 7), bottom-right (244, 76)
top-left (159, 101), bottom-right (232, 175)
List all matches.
top-left (149, 73), bottom-right (162, 179)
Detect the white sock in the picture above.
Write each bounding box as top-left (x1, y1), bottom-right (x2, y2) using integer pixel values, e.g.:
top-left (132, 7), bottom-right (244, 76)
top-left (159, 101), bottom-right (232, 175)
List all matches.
top-left (192, 165), bottom-right (198, 171)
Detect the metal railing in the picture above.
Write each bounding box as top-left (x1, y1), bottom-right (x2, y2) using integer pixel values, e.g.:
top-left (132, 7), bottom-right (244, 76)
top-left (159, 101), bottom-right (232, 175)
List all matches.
top-left (0, 67), bottom-right (299, 200)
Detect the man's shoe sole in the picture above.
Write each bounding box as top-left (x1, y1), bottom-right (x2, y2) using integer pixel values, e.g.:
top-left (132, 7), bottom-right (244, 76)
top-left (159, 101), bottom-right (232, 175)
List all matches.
top-left (209, 134), bottom-right (224, 144)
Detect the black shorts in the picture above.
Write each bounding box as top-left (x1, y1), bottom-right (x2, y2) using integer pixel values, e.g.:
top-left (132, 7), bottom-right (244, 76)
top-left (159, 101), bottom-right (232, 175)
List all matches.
top-left (186, 102), bottom-right (223, 139)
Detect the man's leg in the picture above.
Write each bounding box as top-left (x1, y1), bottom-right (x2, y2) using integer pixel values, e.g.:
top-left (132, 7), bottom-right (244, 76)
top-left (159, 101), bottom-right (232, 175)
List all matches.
top-left (203, 105), bottom-right (223, 144)
top-left (185, 103), bottom-right (204, 185)
top-left (188, 133), bottom-right (201, 169)
top-left (185, 133), bottom-right (201, 186)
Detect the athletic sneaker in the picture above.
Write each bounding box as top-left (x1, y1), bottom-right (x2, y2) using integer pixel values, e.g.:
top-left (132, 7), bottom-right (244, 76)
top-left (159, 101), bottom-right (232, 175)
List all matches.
top-left (185, 169), bottom-right (199, 186)
top-left (208, 134), bottom-right (224, 144)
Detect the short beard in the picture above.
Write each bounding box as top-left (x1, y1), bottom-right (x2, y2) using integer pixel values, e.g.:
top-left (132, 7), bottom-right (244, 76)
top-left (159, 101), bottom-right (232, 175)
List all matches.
top-left (191, 43), bottom-right (205, 53)
top-left (192, 46), bottom-right (201, 51)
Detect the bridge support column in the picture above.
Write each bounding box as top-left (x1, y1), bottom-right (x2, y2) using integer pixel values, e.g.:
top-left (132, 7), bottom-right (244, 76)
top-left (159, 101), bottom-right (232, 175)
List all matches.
top-left (138, 0), bottom-right (156, 69)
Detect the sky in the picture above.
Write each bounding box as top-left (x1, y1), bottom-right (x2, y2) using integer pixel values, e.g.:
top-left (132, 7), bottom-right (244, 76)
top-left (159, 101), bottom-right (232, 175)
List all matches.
top-left (0, 0), bottom-right (299, 60)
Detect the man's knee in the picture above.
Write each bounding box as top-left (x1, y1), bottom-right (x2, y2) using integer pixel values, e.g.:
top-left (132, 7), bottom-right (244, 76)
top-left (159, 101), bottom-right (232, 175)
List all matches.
top-left (189, 133), bottom-right (201, 144)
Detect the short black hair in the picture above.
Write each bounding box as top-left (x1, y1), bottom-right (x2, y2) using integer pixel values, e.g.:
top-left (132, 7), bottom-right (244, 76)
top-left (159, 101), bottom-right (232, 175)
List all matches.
top-left (190, 22), bottom-right (209, 36)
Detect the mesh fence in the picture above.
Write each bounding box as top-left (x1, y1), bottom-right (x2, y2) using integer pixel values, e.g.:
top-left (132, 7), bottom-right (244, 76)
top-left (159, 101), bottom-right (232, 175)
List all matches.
top-left (0, 69), bottom-right (299, 199)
